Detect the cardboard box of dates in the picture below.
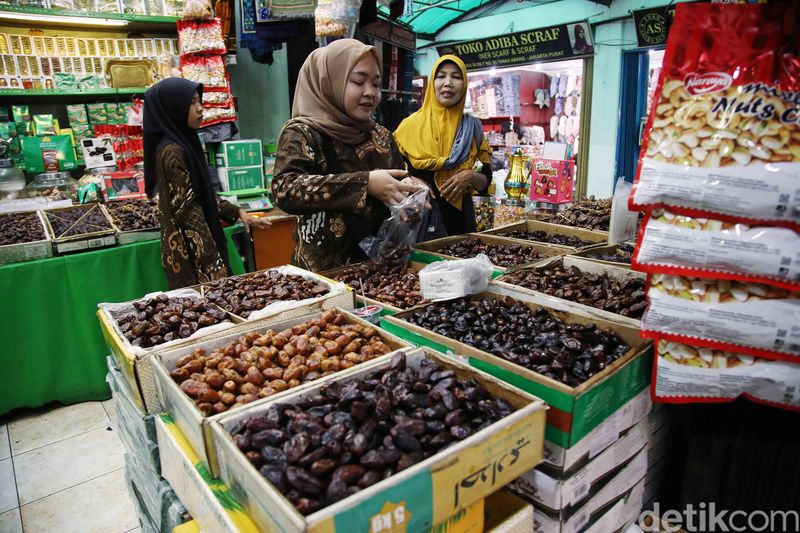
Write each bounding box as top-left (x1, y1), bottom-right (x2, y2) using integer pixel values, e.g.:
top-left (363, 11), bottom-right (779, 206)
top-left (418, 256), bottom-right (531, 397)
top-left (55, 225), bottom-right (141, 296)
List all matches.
top-left (380, 293), bottom-right (652, 448)
top-left (200, 265), bottom-right (354, 323)
top-left (479, 220), bottom-right (608, 252)
top-left (0, 210), bottom-right (52, 264)
top-left (42, 203), bottom-right (117, 254)
top-left (103, 199), bottom-right (160, 245)
top-left (492, 256), bottom-right (645, 328)
top-left (569, 242), bottom-right (634, 270)
top-left (412, 234), bottom-right (565, 273)
top-left (319, 260), bottom-right (430, 316)
top-left (98, 289), bottom-right (240, 411)
top-left (208, 348), bottom-right (546, 533)
top-left (152, 308), bottom-right (414, 474)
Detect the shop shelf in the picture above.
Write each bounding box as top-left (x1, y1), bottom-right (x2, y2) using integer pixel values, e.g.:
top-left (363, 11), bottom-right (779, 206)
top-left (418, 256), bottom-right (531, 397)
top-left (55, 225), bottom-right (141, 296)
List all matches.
top-left (0, 5), bottom-right (178, 30)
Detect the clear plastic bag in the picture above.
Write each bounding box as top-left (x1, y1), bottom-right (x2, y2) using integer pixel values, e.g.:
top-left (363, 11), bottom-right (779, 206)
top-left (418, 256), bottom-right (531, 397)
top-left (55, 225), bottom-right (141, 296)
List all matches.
top-left (416, 200), bottom-right (447, 243)
top-left (418, 254), bottom-right (494, 301)
top-left (181, 0), bottom-right (213, 19)
top-left (360, 188), bottom-right (428, 269)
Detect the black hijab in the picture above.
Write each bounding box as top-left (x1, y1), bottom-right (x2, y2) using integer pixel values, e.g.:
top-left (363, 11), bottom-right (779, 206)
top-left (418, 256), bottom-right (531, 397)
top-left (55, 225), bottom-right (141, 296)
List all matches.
top-left (143, 77), bottom-right (229, 268)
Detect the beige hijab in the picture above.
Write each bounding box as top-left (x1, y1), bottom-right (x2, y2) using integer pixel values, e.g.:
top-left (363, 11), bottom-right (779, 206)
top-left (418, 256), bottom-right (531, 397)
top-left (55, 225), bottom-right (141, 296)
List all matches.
top-left (286, 39), bottom-right (382, 145)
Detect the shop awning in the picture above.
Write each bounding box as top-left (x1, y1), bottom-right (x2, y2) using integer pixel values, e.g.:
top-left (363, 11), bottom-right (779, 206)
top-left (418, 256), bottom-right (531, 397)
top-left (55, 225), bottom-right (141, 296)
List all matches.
top-left (377, 0), bottom-right (498, 37)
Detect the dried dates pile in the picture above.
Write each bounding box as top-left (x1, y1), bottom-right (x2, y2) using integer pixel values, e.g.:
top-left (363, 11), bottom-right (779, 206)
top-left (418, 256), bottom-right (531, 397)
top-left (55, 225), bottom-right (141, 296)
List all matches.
top-left (436, 238), bottom-right (540, 267)
top-left (106, 198), bottom-right (159, 231)
top-left (232, 352), bottom-right (514, 515)
top-left (405, 297), bottom-right (630, 386)
top-left (116, 294), bottom-right (227, 348)
top-left (203, 270), bottom-right (330, 318)
top-left (0, 212), bottom-right (45, 245)
top-left (170, 310), bottom-right (394, 415)
top-left (543, 197), bottom-right (611, 231)
top-left (331, 263), bottom-right (428, 309)
top-left (502, 265), bottom-right (647, 318)
top-left (501, 229), bottom-right (595, 248)
top-left (46, 205), bottom-right (112, 237)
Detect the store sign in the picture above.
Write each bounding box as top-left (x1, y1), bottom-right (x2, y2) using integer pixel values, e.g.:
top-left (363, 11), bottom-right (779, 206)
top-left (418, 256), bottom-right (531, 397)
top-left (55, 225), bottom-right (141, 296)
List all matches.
top-left (633, 7), bottom-right (675, 48)
top-left (436, 21), bottom-right (594, 70)
top-left (364, 19), bottom-right (416, 51)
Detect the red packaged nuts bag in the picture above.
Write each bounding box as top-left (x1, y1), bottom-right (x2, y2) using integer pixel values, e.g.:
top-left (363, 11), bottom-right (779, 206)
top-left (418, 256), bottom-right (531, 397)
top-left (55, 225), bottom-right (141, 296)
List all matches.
top-left (630, 2), bottom-right (800, 229)
top-left (177, 18), bottom-right (226, 56)
top-left (653, 339), bottom-right (800, 412)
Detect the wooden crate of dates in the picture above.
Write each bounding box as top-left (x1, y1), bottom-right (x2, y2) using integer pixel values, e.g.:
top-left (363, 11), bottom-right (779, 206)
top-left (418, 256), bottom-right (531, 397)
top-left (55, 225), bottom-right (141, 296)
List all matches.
top-left (200, 265), bottom-right (354, 323)
top-left (539, 197), bottom-right (612, 234)
top-left (319, 260), bottom-right (430, 316)
top-left (209, 348), bottom-right (546, 533)
top-left (412, 234), bottom-right (565, 273)
top-left (570, 242), bottom-right (635, 269)
top-left (381, 293), bottom-right (651, 448)
top-left (152, 308), bottom-right (414, 474)
top-left (479, 220), bottom-right (608, 252)
top-left (103, 199), bottom-right (160, 244)
top-left (43, 203), bottom-right (116, 254)
top-left (492, 256), bottom-right (645, 327)
top-left (97, 289), bottom-right (238, 411)
top-left (0, 210), bottom-right (52, 264)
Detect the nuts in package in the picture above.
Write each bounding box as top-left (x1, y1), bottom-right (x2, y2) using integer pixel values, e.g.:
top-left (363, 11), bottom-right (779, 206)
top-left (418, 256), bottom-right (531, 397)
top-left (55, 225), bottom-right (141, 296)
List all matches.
top-left (180, 54), bottom-right (227, 88)
top-left (200, 105), bottom-right (236, 128)
top-left (654, 339), bottom-right (800, 412)
top-left (633, 209), bottom-right (800, 290)
top-left (177, 18), bottom-right (226, 56)
top-left (642, 273), bottom-right (800, 361)
top-left (630, 2), bottom-right (800, 228)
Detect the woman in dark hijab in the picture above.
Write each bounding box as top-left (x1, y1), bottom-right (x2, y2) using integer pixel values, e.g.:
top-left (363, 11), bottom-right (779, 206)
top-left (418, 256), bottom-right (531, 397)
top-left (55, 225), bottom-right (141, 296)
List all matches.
top-left (143, 77), bottom-right (268, 289)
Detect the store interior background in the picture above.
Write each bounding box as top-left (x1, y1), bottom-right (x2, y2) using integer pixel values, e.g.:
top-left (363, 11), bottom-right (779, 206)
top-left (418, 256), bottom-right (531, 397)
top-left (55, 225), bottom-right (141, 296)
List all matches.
top-left (228, 0), bottom-right (678, 198)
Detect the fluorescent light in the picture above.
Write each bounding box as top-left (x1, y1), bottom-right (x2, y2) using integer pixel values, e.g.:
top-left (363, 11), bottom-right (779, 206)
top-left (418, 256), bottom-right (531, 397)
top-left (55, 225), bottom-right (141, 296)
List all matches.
top-left (0, 12), bottom-right (129, 26)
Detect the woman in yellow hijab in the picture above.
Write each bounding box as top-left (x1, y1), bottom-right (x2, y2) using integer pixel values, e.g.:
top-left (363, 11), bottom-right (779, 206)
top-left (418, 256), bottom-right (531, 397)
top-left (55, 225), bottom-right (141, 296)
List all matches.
top-left (394, 54), bottom-right (492, 235)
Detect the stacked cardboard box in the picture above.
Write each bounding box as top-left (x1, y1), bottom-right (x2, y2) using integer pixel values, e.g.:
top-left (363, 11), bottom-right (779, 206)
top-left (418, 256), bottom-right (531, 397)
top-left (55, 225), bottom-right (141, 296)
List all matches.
top-left (213, 139), bottom-right (263, 192)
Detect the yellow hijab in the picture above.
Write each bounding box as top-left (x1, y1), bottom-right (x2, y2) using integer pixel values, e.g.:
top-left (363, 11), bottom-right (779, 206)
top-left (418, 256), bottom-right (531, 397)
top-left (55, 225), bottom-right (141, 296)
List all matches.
top-left (394, 55), bottom-right (491, 210)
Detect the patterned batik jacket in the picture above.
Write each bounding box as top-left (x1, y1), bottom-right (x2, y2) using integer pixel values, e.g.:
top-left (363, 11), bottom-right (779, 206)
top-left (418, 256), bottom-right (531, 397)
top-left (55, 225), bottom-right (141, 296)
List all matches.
top-left (156, 143), bottom-right (241, 289)
top-left (272, 122), bottom-right (405, 272)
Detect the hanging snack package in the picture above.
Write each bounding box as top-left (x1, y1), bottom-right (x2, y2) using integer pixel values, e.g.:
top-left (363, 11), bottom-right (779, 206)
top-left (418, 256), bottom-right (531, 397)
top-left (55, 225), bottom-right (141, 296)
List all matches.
top-left (633, 209), bottom-right (800, 290)
top-left (179, 54), bottom-right (227, 88)
top-left (630, 2), bottom-right (800, 229)
top-left (199, 105), bottom-right (236, 128)
top-left (177, 18), bottom-right (226, 56)
top-left (181, 0), bottom-right (213, 19)
top-left (653, 339), bottom-right (800, 412)
top-left (642, 273), bottom-right (800, 361)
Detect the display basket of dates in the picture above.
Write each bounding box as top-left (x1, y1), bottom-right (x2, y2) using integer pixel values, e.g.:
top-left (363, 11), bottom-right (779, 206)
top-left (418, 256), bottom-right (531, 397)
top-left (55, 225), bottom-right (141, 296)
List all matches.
top-left (494, 256), bottom-right (645, 327)
top-left (201, 265), bottom-right (353, 322)
top-left (412, 234), bottom-right (565, 272)
top-left (209, 347), bottom-right (546, 532)
top-left (319, 260), bottom-right (430, 315)
top-left (570, 242), bottom-right (635, 269)
top-left (152, 308), bottom-right (414, 473)
top-left (480, 220), bottom-right (608, 252)
top-left (97, 288), bottom-right (238, 411)
top-left (42, 202), bottom-right (116, 254)
top-left (0, 210), bottom-right (52, 264)
top-left (381, 293), bottom-right (651, 448)
top-left (539, 197), bottom-right (612, 234)
top-left (103, 198), bottom-right (160, 244)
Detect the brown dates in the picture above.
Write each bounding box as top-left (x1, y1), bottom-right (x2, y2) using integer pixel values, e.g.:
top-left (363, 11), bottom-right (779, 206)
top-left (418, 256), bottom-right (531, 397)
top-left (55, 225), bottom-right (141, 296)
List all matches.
top-left (170, 310), bottom-right (394, 415)
top-left (232, 352), bottom-right (514, 515)
top-left (106, 198), bottom-right (159, 232)
top-left (0, 212), bottom-right (46, 245)
top-left (405, 296), bottom-right (630, 386)
top-left (500, 229), bottom-right (595, 248)
top-left (436, 238), bottom-right (540, 267)
top-left (331, 262), bottom-right (429, 310)
top-left (501, 264), bottom-right (646, 318)
top-left (45, 204), bottom-right (112, 238)
top-left (540, 197), bottom-right (612, 231)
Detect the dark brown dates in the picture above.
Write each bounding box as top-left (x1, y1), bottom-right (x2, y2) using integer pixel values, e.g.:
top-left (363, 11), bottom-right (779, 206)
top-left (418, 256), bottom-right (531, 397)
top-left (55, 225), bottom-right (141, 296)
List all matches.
top-left (45, 205), bottom-right (112, 238)
top-left (331, 262), bottom-right (429, 310)
top-left (0, 212), bottom-right (45, 245)
top-left (581, 243), bottom-right (634, 265)
top-left (170, 310), bottom-right (393, 415)
top-left (436, 238), bottom-right (540, 267)
top-left (500, 230), bottom-right (595, 248)
top-left (203, 270), bottom-right (330, 318)
top-left (232, 352), bottom-right (513, 515)
top-left (405, 296), bottom-right (630, 386)
top-left (106, 198), bottom-right (159, 231)
top-left (540, 197), bottom-right (612, 231)
top-left (117, 294), bottom-right (226, 349)
top-left (501, 264), bottom-right (646, 318)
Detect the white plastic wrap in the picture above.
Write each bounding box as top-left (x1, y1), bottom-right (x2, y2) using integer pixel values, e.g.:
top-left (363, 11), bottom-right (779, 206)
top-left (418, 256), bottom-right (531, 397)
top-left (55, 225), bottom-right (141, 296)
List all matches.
top-left (418, 254), bottom-right (494, 301)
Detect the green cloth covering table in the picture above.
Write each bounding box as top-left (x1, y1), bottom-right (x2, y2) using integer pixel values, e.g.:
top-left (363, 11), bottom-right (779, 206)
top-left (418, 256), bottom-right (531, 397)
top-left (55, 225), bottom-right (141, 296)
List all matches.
top-left (0, 226), bottom-right (245, 416)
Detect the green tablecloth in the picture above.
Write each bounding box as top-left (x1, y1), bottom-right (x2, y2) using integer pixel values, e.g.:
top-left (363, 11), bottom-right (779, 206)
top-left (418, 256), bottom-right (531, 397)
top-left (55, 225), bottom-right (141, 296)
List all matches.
top-left (0, 226), bottom-right (245, 416)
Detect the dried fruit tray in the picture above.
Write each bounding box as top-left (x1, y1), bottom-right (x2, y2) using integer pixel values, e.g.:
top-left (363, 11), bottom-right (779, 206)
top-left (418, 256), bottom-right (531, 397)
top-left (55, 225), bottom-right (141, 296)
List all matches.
top-left (0, 210), bottom-right (52, 265)
top-left (319, 260), bottom-right (429, 316)
top-left (381, 293), bottom-right (651, 448)
top-left (103, 200), bottom-right (160, 244)
top-left (152, 308), bottom-right (414, 474)
top-left (42, 203), bottom-right (117, 254)
top-left (412, 234), bottom-right (565, 273)
top-left (209, 347), bottom-right (546, 533)
top-left (492, 256), bottom-right (645, 327)
top-left (479, 220), bottom-right (608, 251)
top-left (569, 243), bottom-right (634, 269)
